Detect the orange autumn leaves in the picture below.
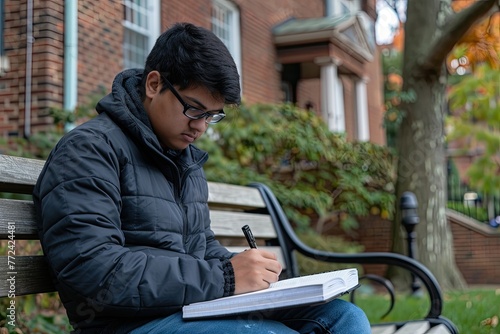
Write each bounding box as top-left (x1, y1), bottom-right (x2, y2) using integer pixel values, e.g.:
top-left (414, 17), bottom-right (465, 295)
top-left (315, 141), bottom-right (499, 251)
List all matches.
top-left (448, 0), bottom-right (500, 72)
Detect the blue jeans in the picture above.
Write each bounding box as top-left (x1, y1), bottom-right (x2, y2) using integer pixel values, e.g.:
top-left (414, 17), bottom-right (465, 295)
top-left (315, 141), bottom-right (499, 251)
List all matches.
top-left (129, 299), bottom-right (370, 334)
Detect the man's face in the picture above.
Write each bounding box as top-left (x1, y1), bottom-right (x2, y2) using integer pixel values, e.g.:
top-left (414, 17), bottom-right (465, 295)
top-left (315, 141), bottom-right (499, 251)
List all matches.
top-left (144, 71), bottom-right (225, 150)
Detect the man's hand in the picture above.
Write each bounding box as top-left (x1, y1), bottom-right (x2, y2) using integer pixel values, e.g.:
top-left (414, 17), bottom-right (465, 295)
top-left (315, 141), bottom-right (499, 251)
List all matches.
top-left (230, 249), bottom-right (282, 294)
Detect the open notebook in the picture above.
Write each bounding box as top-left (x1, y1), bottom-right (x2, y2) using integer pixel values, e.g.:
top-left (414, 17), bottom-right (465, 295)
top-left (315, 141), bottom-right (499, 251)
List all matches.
top-left (182, 268), bottom-right (359, 319)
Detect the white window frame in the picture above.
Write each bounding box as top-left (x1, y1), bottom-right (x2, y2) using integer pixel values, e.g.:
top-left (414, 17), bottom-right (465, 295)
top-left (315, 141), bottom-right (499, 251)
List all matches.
top-left (327, 0), bottom-right (361, 16)
top-left (211, 0), bottom-right (242, 88)
top-left (122, 0), bottom-right (160, 69)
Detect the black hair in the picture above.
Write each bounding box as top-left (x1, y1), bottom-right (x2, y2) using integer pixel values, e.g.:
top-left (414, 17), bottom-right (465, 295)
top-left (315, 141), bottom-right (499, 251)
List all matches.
top-left (140, 22), bottom-right (241, 105)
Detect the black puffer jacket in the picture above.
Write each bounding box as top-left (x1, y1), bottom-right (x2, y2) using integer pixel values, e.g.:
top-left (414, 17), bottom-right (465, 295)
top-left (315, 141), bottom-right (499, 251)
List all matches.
top-left (33, 69), bottom-right (234, 333)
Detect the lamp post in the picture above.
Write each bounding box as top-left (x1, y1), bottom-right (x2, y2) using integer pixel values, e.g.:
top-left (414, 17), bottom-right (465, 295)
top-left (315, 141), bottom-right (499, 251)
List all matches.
top-left (400, 191), bottom-right (421, 294)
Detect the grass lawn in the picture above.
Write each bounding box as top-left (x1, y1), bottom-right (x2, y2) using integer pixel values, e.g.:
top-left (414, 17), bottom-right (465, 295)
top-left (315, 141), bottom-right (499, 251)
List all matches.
top-left (348, 287), bottom-right (500, 333)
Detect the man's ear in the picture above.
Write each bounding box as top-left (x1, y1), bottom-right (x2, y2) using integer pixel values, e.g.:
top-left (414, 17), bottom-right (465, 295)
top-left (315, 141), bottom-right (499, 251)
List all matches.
top-left (145, 71), bottom-right (162, 98)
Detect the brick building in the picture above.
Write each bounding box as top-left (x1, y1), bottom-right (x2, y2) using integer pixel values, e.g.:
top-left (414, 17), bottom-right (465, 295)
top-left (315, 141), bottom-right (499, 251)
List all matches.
top-left (0, 0), bottom-right (385, 143)
top-left (2, 1), bottom-right (498, 286)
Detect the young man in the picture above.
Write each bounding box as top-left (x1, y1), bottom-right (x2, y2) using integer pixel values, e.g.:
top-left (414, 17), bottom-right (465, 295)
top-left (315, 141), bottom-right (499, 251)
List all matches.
top-left (33, 23), bottom-right (370, 333)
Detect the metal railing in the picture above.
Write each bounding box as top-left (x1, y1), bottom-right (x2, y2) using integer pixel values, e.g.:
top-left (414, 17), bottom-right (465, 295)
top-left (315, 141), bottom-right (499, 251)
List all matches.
top-left (447, 164), bottom-right (500, 223)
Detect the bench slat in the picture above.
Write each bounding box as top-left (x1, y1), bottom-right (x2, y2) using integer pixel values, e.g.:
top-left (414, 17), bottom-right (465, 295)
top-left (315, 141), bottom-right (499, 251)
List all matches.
top-left (0, 155), bottom-right (45, 194)
top-left (371, 324), bottom-right (397, 334)
top-left (0, 155), bottom-right (266, 209)
top-left (394, 321), bottom-right (430, 334)
top-left (426, 324), bottom-right (451, 334)
top-left (0, 200), bottom-right (275, 240)
top-left (0, 199), bottom-right (39, 239)
top-left (0, 256), bottom-right (55, 297)
top-left (371, 323), bottom-right (449, 334)
top-left (210, 211), bottom-right (276, 238)
top-left (226, 246), bottom-right (285, 268)
top-left (207, 182), bottom-right (265, 209)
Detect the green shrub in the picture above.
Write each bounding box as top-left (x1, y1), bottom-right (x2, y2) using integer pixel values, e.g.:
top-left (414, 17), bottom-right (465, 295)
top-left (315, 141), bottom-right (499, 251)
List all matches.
top-left (198, 103), bottom-right (396, 233)
top-left (0, 294), bottom-right (70, 333)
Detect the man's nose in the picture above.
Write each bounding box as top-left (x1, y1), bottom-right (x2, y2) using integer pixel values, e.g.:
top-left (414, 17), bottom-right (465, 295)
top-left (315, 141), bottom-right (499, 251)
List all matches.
top-left (189, 117), bottom-right (208, 132)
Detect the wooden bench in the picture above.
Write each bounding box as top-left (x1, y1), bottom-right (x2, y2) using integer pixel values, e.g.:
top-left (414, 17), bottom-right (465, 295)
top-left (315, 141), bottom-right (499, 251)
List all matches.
top-left (0, 154), bottom-right (458, 334)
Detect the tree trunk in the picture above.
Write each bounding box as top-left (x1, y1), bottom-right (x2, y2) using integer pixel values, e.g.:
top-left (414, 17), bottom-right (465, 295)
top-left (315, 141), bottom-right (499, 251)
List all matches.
top-left (393, 70), bottom-right (467, 290)
top-left (390, 0), bottom-right (499, 290)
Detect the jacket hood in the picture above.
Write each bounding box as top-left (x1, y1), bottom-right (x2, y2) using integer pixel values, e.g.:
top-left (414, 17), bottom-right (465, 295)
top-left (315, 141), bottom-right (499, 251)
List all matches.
top-left (95, 69), bottom-right (208, 167)
top-left (96, 69), bottom-right (160, 151)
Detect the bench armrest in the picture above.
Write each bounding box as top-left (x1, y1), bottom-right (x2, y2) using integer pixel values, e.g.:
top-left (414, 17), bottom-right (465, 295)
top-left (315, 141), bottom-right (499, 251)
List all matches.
top-left (249, 182), bottom-right (459, 334)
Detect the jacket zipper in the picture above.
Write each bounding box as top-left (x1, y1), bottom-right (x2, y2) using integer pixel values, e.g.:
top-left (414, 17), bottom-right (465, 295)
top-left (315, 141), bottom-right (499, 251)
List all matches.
top-left (179, 162), bottom-right (201, 246)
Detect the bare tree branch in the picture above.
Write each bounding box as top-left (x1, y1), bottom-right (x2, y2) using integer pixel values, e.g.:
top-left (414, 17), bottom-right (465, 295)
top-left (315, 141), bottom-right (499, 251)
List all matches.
top-left (383, 0), bottom-right (401, 21)
top-left (421, 0), bottom-right (499, 73)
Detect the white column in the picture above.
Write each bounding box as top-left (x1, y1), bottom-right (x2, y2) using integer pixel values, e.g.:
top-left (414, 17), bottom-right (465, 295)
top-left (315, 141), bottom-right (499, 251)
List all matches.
top-left (321, 62), bottom-right (336, 130)
top-left (335, 75), bottom-right (345, 133)
top-left (315, 57), bottom-right (345, 133)
top-left (356, 77), bottom-right (370, 141)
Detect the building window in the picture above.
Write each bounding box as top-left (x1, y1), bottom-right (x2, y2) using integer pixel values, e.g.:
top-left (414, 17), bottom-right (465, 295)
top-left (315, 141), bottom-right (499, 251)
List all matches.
top-left (327, 0), bottom-right (360, 16)
top-left (122, 0), bottom-right (160, 69)
top-left (211, 0), bottom-right (241, 83)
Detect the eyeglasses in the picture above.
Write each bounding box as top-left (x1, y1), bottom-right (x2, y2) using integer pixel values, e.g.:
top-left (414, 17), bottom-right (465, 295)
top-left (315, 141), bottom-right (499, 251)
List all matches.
top-left (162, 77), bottom-right (226, 124)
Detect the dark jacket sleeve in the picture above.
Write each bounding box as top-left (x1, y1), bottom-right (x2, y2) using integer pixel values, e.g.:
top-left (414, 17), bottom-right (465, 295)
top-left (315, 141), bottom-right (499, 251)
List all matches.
top-left (33, 134), bottom-right (228, 318)
top-left (204, 229), bottom-right (235, 260)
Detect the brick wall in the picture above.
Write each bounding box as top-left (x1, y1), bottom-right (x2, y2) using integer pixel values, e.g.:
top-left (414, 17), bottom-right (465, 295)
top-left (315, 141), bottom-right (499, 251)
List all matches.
top-left (232, 0), bottom-right (325, 104)
top-left (77, 1), bottom-right (123, 104)
top-left (321, 215), bottom-right (393, 279)
top-left (366, 45), bottom-right (385, 145)
top-left (447, 211), bottom-right (500, 285)
top-left (163, 0), bottom-right (212, 29)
